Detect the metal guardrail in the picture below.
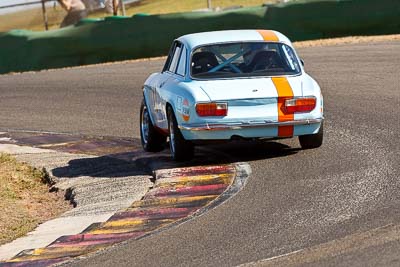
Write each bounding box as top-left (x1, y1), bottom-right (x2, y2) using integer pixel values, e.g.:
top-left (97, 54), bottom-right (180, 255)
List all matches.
top-left (0, 0), bottom-right (53, 9)
top-left (0, 0), bottom-right (54, 30)
top-left (1, 0), bottom-right (139, 10)
top-left (0, 0), bottom-right (129, 31)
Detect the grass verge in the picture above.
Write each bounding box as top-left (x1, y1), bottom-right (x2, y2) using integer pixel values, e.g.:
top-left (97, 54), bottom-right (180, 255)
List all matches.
top-left (0, 153), bottom-right (70, 245)
top-left (2, 33), bottom-right (398, 77)
top-left (120, 0), bottom-right (277, 16)
top-left (4, 33), bottom-right (397, 76)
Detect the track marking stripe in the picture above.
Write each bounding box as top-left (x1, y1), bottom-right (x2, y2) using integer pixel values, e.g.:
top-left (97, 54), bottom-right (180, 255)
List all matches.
top-left (109, 207), bottom-right (197, 221)
top-left (239, 224), bottom-right (400, 267)
top-left (131, 195), bottom-right (216, 208)
top-left (155, 173), bottom-right (233, 188)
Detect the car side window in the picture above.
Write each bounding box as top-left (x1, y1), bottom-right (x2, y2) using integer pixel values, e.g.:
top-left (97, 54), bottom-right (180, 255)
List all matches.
top-left (281, 45), bottom-right (300, 71)
top-left (176, 46), bottom-right (186, 76)
top-left (168, 44), bottom-right (182, 73)
top-left (162, 42), bottom-right (176, 72)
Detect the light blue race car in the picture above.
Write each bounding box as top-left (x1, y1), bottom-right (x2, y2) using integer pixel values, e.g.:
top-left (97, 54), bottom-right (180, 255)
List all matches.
top-left (140, 29), bottom-right (324, 161)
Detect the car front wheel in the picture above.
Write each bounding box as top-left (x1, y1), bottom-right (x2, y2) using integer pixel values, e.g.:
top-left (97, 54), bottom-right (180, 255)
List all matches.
top-left (299, 122), bottom-right (324, 149)
top-left (140, 100), bottom-right (166, 152)
top-left (167, 106), bottom-right (194, 161)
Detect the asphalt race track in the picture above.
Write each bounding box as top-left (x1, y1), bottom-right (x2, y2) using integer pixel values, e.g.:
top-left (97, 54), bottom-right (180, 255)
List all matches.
top-left (1, 41), bottom-right (399, 266)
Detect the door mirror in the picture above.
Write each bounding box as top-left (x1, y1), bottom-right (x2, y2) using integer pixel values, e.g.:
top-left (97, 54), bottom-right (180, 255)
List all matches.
top-left (300, 59), bottom-right (305, 67)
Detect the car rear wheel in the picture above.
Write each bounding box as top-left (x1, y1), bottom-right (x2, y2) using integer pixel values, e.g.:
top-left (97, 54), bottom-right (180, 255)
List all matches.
top-left (299, 122), bottom-right (324, 149)
top-left (140, 100), bottom-right (166, 152)
top-left (167, 106), bottom-right (194, 161)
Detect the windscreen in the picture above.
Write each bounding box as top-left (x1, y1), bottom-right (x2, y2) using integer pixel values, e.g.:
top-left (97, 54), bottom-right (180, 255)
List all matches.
top-left (191, 42), bottom-right (301, 79)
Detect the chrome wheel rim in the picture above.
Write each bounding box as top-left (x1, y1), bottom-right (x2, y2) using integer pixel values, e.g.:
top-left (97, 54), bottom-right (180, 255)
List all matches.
top-left (141, 105), bottom-right (149, 145)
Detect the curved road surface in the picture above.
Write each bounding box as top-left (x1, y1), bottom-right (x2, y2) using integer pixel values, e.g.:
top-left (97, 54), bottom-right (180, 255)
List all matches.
top-left (1, 41), bottom-right (399, 266)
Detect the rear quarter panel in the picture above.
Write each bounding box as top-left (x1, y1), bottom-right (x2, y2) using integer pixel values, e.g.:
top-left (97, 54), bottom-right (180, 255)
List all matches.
top-left (162, 78), bottom-right (210, 128)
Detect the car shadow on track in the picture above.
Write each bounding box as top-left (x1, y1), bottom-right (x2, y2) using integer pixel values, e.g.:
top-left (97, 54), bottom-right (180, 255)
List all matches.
top-left (196, 140), bottom-right (299, 165)
top-left (137, 140), bottom-right (301, 171)
top-left (51, 139), bottom-right (299, 179)
top-left (52, 154), bottom-right (149, 179)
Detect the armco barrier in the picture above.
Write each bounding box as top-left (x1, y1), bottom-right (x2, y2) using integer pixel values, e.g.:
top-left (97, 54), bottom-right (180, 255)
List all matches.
top-left (0, 0), bottom-right (399, 74)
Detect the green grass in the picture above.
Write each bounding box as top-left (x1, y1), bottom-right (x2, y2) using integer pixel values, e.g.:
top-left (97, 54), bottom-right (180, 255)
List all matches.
top-left (0, 153), bottom-right (70, 245)
top-left (0, 0), bottom-right (278, 32)
top-left (0, 5), bottom-right (66, 32)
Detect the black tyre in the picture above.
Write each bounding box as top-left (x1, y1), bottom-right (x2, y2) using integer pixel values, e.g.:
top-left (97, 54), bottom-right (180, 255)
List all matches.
top-left (167, 106), bottom-right (194, 161)
top-left (299, 122), bottom-right (324, 149)
top-left (140, 100), bottom-right (166, 152)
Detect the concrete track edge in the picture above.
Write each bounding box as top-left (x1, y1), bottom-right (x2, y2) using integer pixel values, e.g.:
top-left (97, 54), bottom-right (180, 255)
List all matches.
top-left (0, 137), bottom-right (251, 267)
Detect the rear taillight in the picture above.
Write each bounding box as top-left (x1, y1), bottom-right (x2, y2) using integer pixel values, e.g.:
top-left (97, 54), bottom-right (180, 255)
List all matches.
top-left (196, 102), bottom-right (228, 116)
top-left (285, 97), bottom-right (316, 113)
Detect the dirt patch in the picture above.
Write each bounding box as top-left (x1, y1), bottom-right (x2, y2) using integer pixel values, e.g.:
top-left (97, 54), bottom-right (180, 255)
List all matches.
top-left (294, 34), bottom-right (400, 48)
top-left (0, 153), bottom-right (71, 245)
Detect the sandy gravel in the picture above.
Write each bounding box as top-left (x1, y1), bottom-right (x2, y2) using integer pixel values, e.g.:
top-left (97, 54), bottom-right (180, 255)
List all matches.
top-left (293, 34), bottom-right (400, 48)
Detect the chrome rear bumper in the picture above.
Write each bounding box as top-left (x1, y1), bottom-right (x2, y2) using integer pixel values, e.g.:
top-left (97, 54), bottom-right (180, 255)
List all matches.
top-left (179, 118), bottom-right (323, 131)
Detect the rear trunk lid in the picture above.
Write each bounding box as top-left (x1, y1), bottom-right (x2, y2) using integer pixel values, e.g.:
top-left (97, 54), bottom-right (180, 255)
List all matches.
top-left (192, 76), bottom-right (303, 121)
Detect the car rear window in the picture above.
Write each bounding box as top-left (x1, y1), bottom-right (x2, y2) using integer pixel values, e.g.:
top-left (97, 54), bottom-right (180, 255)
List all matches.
top-left (191, 42), bottom-right (301, 79)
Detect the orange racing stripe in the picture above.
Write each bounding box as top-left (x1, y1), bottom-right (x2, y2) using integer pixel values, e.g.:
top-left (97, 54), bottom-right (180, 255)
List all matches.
top-left (272, 77), bottom-right (294, 137)
top-left (258, 30), bottom-right (293, 136)
top-left (256, 30), bottom-right (279, 42)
